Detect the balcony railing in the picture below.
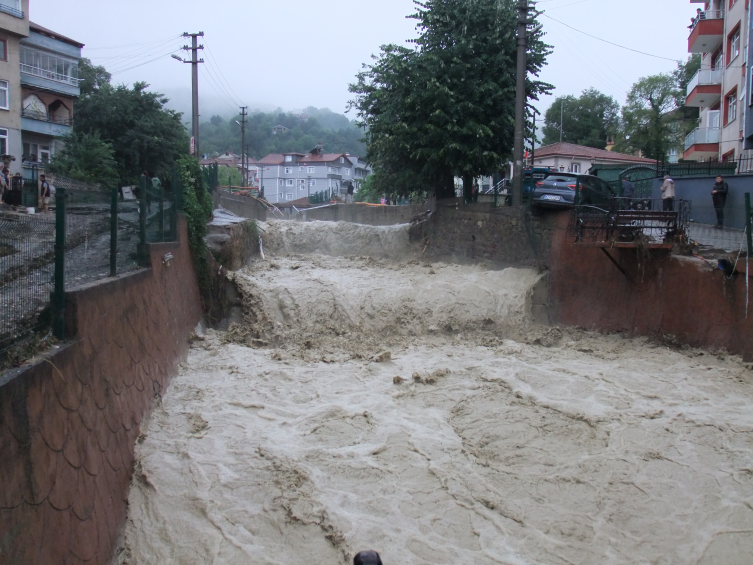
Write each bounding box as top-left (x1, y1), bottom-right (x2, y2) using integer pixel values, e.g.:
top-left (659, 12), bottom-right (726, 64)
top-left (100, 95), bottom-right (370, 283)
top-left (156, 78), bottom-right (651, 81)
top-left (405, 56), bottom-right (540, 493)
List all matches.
top-left (689, 9), bottom-right (724, 31)
top-left (21, 109), bottom-right (73, 126)
top-left (20, 64), bottom-right (81, 87)
top-left (686, 69), bottom-right (723, 95)
top-left (684, 127), bottom-right (720, 150)
top-left (0, 2), bottom-right (24, 18)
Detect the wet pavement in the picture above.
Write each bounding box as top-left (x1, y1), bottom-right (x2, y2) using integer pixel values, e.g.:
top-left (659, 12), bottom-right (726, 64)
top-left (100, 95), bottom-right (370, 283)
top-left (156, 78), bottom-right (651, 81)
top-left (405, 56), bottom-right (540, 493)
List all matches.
top-left (688, 222), bottom-right (748, 252)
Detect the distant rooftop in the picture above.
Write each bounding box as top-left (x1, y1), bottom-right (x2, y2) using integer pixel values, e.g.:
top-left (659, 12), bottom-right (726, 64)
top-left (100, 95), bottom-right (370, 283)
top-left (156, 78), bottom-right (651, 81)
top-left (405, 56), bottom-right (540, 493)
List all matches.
top-left (29, 22), bottom-right (84, 48)
top-left (535, 142), bottom-right (656, 164)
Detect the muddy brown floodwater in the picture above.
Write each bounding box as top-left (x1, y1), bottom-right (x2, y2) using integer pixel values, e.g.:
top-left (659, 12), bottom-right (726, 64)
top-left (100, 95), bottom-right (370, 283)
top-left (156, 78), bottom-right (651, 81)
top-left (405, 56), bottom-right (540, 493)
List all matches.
top-left (116, 221), bottom-right (753, 565)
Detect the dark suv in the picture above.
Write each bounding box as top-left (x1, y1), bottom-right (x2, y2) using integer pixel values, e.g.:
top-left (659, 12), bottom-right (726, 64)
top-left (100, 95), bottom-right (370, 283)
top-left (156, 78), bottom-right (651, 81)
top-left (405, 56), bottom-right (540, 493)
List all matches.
top-left (531, 173), bottom-right (616, 209)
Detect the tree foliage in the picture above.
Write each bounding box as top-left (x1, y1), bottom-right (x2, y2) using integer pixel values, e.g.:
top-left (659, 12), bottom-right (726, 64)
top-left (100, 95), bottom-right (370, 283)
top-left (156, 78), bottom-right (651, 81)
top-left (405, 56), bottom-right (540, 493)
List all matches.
top-left (177, 155), bottom-right (213, 296)
top-left (199, 108), bottom-right (365, 159)
top-left (612, 73), bottom-right (679, 160)
top-left (542, 88), bottom-right (619, 149)
top-left (349, 0), bottom-right (552, 198)
top-left (72, 58), bottom-right (189, 184)
top-left (48, 132), bottom-right (118, 184)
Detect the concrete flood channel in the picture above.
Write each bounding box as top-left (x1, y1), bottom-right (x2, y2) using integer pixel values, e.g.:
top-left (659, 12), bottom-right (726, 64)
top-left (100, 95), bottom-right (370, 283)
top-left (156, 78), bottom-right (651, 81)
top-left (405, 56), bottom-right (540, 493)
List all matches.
top-left (114, 219), bottom-right (753, 565)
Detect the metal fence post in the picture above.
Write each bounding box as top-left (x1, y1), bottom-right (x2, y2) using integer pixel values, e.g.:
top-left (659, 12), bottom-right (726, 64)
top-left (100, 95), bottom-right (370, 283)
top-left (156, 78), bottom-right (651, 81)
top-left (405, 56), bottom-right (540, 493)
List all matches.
top-left (745, 193), bottom-right (752, 257)
top-left (110, 185), bottom-right (118, 277)
top-left (138, 175), bottom-right (147, 265)
top-left (53, 186), bottom-right (66, 340)
top-left (158, 185), bottom-right (164, 242)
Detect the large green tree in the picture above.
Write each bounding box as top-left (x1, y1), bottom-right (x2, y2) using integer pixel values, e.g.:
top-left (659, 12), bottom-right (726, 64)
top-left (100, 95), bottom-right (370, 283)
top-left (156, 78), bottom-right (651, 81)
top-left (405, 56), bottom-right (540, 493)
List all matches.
top-left (612, 73), bottom-right (678, 160)
top-left (349, 0), bottom-right (552, 198)
top-left (48, 132), bottom-right (118, 184)
top-left (72, 58), bottom-right (189, 183)
top-left (542, 88), bottom-right (619, 149)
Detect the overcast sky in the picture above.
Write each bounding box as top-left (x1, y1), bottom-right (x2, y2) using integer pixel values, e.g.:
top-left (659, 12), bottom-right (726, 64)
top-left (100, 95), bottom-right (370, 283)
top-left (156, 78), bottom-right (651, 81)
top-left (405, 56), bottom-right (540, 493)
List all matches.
top-left (32, 0), bottom-right (698, 120)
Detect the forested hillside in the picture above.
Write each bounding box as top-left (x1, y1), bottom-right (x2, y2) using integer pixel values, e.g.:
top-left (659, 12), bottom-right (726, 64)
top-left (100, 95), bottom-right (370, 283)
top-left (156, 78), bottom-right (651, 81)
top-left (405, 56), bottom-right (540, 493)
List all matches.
top-left (199, 106), bottom-right (366, 158)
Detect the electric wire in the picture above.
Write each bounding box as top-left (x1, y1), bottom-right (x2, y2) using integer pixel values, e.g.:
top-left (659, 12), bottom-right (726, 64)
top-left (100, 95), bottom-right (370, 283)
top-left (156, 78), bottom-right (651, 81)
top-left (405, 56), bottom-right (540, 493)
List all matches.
top-left (203, 39), bottom-right (245, 106)
top-left (110, 48), bottom-right (183, 76)
top-left (201, 58), bottom-right (243, 110)
top-left (541, 13), bottom-right (681, 62)
top-left (90, 36), bottom-right (181, 63)
top-left (83, 35), bottom-right (180, 51)
top-left (199, 67), bottom-right (242, 115)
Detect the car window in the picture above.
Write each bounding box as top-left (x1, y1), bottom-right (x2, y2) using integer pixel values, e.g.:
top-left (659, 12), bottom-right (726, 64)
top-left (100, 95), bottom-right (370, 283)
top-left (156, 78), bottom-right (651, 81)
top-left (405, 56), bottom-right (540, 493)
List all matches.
top-left (546, 175), bottom-right (576, 183)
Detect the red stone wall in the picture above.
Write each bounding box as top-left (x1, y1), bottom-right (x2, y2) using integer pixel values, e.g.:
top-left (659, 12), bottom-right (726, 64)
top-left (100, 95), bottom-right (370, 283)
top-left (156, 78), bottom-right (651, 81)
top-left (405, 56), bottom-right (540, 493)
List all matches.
top-left (547, 212), bottom-right (753, 360)
top-left (0, 215), bottom-right (202, 564)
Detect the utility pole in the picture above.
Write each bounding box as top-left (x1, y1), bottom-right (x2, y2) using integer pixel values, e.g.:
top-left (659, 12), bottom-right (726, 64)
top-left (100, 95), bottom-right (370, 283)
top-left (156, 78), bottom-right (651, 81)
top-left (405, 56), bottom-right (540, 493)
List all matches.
top-left (560, 100), bottom-right (563, 143)
top-left (512, 0), bottom-right (530, 207)
top-left (182, 32), bottom-right (204, 159)
top-left (238, 106), bottom-right (247, 186)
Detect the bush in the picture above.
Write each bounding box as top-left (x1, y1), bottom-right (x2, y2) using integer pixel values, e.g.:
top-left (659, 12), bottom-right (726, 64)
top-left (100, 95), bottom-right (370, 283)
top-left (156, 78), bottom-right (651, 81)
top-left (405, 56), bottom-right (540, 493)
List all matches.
top-left (178, 156), bottom-right (213, 297)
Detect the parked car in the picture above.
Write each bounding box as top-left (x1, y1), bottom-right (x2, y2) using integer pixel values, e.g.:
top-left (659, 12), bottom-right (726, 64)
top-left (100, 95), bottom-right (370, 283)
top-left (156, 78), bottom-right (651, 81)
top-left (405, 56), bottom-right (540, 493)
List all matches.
top-left (531, 173), bottom-right (616, 208)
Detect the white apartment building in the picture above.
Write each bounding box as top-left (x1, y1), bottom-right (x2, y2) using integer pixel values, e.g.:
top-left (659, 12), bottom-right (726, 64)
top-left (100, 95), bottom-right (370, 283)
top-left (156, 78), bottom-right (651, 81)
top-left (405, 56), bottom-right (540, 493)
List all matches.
top-left (685, 0), bottom-right (751, 162)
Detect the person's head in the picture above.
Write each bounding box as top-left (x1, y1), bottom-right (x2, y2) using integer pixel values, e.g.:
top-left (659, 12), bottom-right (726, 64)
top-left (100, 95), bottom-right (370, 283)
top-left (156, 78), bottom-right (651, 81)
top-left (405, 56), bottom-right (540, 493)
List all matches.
top-left (354, 550), bottom-right (383, 565)
top-left (716, 175), bottom-right (723, 183)
top-left (664, 175), bottom-right (670, 180)
top-left (40, 174), bottom-right (45, 180)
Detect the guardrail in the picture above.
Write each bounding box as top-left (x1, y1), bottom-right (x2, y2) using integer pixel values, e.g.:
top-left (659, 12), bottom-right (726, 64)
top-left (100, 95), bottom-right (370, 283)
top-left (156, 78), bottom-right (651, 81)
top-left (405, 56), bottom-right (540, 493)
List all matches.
top-left (686, 69), bottom-right (723, 95)
top-left (21, 110), bottom-right (73, 126)
top-left (684, 127), bottom-right (720, 150)
top-left (0, 3), bottom-right (24, 18)
top-left (689, 9), bottom-right (724, 31)
top-left (20, 63), bottom-right (81, 87)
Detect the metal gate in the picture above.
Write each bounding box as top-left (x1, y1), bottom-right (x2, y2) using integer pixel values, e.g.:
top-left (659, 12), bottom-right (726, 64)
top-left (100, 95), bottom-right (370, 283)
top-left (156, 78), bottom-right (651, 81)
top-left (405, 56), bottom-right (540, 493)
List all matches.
top-left (619, 165), bottom-right (660, 199)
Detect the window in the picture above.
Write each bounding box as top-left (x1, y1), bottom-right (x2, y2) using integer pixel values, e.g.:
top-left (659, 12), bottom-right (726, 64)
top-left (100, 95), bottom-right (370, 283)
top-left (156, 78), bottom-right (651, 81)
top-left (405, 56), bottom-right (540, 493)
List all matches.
top-left (285, 193), bottom-right (293, 200)
top-left (0, 80), bottom-right (7, 110)
top-left (299, 180), bottom-right (306, 190)
top-left (571, 163), bottom-right (580, 173)
top-left (39, 145), bottom-right (50, 163)
top-left (307, 166), bottom-right (315, 173)
top-left (299, 166), bottom-right (304, 172)
top-left (284, 167), bottom-right (292, 174)
top-left (19, 48), bottom-right (79, 85)
top-left (722, 149), bottom-right (735, 162)
top-left (286, 179), bottom-right (294, 186)
top-left (310, 179), bottom-right (316, 186)
top-left (339, 157), bottom-right (344, 163)
top-left (279, 179), bottom-right (285, 186)
top-left (713, 49), bottom-right (724, 71)
top-left (344, 169), bottom-right (350, 176)
top-left (727, 26), bottom-right (741, 64)
top-left (726, 88), bottom-right (738, 124)
top-left (0, 40), bottom-right (6, 61)
top-left (284, 155), bottom-right (292, 162)
top-left (328, 166), bottom-right (340, 174)
top-left (0, 128), bottom-right (7, 155)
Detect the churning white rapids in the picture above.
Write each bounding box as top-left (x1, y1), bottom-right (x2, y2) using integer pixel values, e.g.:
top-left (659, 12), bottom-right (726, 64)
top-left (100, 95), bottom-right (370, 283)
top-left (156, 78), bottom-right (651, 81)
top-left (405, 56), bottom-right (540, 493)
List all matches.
top-left (117, 220), bottom-right (753, 565)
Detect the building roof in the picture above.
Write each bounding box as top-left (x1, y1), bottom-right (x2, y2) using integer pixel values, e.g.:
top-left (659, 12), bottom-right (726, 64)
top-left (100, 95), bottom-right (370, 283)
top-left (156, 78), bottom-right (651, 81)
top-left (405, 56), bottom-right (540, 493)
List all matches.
top-left (534, 142), bottom-right (656, 164)
top-left (252, 154), bottom-right (286, 166)
top-left (297, 153), bottom-right (353, 165)
top-left (29, 22), bottom-right (84, 48)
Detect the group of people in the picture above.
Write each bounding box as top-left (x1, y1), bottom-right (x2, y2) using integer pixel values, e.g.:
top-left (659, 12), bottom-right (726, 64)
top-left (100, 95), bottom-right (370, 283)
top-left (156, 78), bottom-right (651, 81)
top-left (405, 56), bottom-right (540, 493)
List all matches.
top-left (621, 174), bottom-right (729, 229)
top-left (0, 169), bottom-right (52, 212)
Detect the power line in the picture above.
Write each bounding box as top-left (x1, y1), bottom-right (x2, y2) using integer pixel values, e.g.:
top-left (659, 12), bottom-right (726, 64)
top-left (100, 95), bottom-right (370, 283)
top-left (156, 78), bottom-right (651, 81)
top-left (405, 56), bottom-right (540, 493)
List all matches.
top-left (203, 40), bottom-right (245, 106)
top-left (201, 58), bottom-right (242, 109)
top-left (541, 13), bottom-right (681, 62)
top-left (110, 48), bottom-right (183, 75)
top-left (84, 35), bottom-right (179, 50)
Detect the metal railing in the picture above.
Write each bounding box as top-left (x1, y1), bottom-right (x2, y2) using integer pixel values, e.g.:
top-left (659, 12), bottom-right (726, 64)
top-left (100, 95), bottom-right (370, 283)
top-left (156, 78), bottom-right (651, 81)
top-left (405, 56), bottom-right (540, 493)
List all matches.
top-left (689, 9), bottom-right (724, 31)
top-left (684, 127), bottom-right (720, 150)
top-left (568, 198), bottom-right (691, 244)
top-left (686, 69), bottom-right (723, 95)
top-left (0, 2), bottom-right (24, 18)
top-left (20, 63), bottom-right (81, 87)
top-left (21, 109), bottom-right (74, 126)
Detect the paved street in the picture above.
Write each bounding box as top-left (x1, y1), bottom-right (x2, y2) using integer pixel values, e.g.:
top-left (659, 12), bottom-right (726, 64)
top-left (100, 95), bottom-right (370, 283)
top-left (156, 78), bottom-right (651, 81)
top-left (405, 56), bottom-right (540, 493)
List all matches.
top-left (688, 222), bottom-right (748, 252)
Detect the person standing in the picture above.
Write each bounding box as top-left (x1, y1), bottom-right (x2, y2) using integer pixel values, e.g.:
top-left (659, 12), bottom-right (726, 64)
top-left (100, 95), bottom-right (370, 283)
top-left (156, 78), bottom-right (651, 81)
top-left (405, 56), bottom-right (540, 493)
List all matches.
top-left (621, 178), bottom-right (635, 199)
top-left (711, 175), bottom-right (729, 229)
top-left (346, 181), bottom-right (354, 203)
top-left (39, 174), bottom-right (51, 213)
top-left (660, 175), bottom-right (675, 212)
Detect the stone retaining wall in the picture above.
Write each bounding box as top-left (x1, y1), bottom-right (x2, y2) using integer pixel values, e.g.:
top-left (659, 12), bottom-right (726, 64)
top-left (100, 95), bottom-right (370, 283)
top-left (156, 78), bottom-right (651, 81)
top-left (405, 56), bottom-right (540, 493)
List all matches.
top-left (304, 202), bottom-right (433, 226)
top-left (0, 215), bottom-right (202, 565)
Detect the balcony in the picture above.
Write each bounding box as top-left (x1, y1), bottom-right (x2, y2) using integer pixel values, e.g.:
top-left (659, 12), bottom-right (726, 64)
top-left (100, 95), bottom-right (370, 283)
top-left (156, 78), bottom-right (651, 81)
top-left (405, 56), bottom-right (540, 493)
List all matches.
top-left (683, 127), bottom-right (720, 160)
top-left (688, 10), bottom-right (724, 53)
top-left (21, 113), bottom-right (72, 137)
top-left (685, 69), bottom-right (723, 107)
top-left (0, 2), bottom-right (24, 18)
top-left (22, 109), bottom-right (73, 127)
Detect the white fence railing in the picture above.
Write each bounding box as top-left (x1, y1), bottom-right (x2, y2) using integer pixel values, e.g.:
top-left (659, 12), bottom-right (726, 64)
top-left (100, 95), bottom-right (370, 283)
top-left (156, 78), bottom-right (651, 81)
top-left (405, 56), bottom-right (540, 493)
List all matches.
top-left (684, 127), bottom-right (721, 150)
top-left (686, 69), bottom-right (723, 95)
top-left (19, 64), bottom-right (81, 87)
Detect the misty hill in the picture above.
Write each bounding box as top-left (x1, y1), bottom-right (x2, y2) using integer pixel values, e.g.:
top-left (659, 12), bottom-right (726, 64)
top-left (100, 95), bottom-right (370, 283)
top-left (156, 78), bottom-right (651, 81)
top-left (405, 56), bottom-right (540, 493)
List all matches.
top-left (199, 107), bottom-right (365, 159)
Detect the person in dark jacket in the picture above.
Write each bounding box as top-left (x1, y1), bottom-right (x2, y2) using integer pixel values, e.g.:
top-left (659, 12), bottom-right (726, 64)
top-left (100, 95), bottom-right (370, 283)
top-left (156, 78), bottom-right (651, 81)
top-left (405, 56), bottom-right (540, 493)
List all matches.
top-left (712, 175), bottom-right (729, 229)
top-left (354, 550), bottom-right (383, 565)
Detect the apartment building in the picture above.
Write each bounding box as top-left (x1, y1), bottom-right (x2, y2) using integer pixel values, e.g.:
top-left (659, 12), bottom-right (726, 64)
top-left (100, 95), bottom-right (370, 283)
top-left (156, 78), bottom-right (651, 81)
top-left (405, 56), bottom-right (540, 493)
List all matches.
top-left (252, 150), bottom-right (370, 204)
top-left (0, 0), bottom-right (29, 174)
top-left (19, 22), bottom-right (82, 178)
top-left (684, 0), bottom-right (750, 162)
top-left (744, 6), bottom-right (753, 149)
